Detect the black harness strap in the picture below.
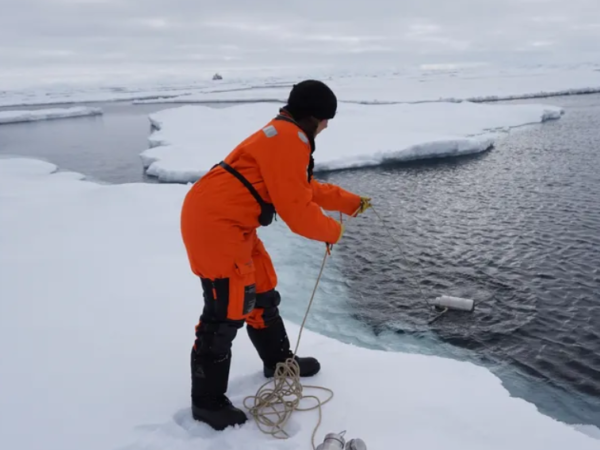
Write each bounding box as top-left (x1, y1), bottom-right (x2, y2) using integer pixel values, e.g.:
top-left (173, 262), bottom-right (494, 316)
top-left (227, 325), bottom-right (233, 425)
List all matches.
top-left (218, 161), bottom-right (266, 209)
top-left (274, 113), bottom-right (315, 150)
top-left (274, 113), bottom-right (316, 182)
top-left (274, 114), bottom-right (296, 125)
top-left (211, 113), bottom-right (312, 226)
top-left (216, 161), bottom-right (276, 226)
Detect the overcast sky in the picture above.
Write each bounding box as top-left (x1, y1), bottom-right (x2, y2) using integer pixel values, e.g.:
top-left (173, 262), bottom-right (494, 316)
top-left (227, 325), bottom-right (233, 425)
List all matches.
top-left (1, 0), bottom-right (600, 86)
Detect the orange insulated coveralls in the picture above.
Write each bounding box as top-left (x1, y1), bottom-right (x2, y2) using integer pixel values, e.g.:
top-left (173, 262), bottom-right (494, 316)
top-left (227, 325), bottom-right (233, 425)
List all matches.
top-left (181, 105), bottom-right (364, 431)
top-left (180, 113), bottom-right (362, 327)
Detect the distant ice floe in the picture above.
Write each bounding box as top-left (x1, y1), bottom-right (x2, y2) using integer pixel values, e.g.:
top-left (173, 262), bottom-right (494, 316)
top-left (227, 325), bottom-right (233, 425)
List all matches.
top-left (140, 101), bottom-right (563, 183)
top-left (1, 64), bottom-right (599, 107)
top-left (132, 66), bottom-right (600, 105)
top-left (0, 107), bottom-right (103, 124)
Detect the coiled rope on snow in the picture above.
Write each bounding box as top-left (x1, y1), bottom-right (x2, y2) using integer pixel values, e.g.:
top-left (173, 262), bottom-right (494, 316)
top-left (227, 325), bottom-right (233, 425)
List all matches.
top-left (242, 204), bottom-right (439, 448)
top-left (243, 233), bottom-right (335, 450)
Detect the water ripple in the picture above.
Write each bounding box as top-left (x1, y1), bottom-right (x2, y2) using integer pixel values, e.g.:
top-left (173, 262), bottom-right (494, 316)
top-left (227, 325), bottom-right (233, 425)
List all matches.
top-left (322, 94), bottom-right (600, 427)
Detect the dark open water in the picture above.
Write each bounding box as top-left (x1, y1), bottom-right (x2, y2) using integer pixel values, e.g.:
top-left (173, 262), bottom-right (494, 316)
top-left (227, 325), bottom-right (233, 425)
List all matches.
top-left (1, 95), bottom-right (599, 429)
top-left (0, 102), bottom-right (186, 184)
top-left (321, 94), bottom-right (600, 427)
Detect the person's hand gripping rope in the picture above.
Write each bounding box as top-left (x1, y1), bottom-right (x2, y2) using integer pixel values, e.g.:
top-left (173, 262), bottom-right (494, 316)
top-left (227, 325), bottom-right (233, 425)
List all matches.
top-left (353, 197), bottom-right (372, 216)
top-left (326, 196), bottom-right (372, 254)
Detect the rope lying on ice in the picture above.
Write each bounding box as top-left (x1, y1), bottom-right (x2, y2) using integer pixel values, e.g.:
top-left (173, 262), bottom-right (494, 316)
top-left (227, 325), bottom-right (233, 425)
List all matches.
top-left (242, 203), bottom-right (459, 447)
top-left (243, 244), bottom-right (334, 450)
top-left (242, 204), bottom-right (441, 448)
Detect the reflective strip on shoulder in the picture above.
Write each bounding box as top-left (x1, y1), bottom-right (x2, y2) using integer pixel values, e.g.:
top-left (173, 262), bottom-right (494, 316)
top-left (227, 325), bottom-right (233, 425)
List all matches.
top-left (262, 125), bottom-right (277, 138)
top-left (297, 131), bottom-right (309, 144)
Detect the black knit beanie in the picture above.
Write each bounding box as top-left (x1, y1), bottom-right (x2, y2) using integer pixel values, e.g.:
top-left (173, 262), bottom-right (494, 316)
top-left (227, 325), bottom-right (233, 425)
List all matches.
top-left (284, 80), bottom-right (337, 121)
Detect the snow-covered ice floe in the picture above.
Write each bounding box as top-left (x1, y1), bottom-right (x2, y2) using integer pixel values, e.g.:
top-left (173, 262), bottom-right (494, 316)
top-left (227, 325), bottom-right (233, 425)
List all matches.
top-left (133, 66), bottom-right (600, 105)
top-left (140, 101), bottom-right (563, 183)
top-left (0, 80), bottom-right (217, 108)
top-left (2, 65), bottom-right (598, 108)
top-left (1, 156), bottom-right (598, 450)
top-left (0, 106), bottom-right (102, 124)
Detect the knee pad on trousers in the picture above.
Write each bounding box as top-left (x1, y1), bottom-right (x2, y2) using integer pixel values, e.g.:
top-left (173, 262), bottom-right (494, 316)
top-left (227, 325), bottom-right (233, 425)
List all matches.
top-left (255, 289), bottom-right (281, 308)
top-left (200, 276), bottom-right (256, 321)
top-left (195, 320), bottom-right (244, 358)
top-left (247, 289), bottom-right (281, 329)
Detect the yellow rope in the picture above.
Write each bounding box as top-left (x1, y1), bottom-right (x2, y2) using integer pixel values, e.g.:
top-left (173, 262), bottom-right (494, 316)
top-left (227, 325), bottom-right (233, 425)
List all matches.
top-left (243, 245), bottom-right (334, 450)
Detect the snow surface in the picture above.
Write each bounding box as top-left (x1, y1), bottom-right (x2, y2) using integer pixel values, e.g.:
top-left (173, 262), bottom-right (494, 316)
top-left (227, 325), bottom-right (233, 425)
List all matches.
top-left (576, 425), bottom-right (600, 440)
top-left (0, 75), bottom-right (289, 108)
top-left (1, 64), bottom-right (599, 108)
top-left (0, 87), bottom-right (197, 108)
top-left (140, 101), bottom-right (563, 183)
top-left (0, 106), bottom-right (102, 124)
top-left (132, 66), bottom-right (600, 105)
top-left (1, 156), bottom-right (599, 450)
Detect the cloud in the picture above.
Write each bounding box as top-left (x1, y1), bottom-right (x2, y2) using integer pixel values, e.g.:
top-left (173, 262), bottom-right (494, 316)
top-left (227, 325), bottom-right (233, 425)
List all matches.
top-left (1, 0), bottom-right (599, 85)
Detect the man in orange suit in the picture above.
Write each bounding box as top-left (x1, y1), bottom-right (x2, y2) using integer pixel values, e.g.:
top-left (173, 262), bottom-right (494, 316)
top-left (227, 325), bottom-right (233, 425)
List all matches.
top-left (180, 80), bottom-right (371, 430)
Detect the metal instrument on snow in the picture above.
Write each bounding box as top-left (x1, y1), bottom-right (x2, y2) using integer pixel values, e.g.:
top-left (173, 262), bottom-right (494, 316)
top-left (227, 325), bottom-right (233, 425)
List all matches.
top-left (316, 431), bottom-right (367, 450)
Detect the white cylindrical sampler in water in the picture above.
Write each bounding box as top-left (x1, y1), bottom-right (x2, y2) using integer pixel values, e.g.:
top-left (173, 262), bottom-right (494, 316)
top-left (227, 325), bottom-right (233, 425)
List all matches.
top-left (430, 295), bottom-right (475, 312)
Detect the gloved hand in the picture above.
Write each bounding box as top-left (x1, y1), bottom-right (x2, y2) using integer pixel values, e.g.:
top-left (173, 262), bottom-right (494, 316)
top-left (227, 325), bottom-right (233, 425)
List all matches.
top-left (353, 197), bottom-right (372, 216)
top-left (326, 220), bottom-right (345, 253)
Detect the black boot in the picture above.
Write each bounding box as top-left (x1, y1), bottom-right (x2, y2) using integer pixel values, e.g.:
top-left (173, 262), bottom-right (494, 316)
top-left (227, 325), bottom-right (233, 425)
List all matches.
top-left (247, 315), bottom-right (321, 378)
top-left (190, 347), bottom-right (247, 430)
top-left (190, 278), bottom-right (249, 430)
